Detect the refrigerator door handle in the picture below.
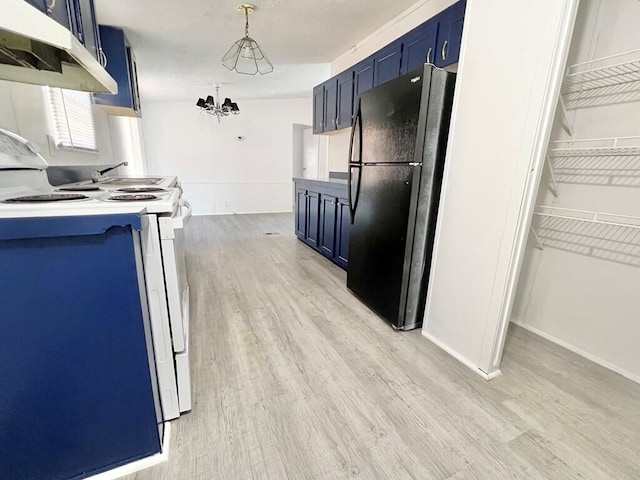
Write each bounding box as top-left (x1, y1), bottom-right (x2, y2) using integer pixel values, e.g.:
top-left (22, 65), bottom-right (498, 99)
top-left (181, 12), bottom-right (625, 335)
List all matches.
top-left (348, 165), bottom-right (361, 225)
top-left (348, 100), bottom-right (362, 166)
top-left (348, 101), bottom-right (363, 224)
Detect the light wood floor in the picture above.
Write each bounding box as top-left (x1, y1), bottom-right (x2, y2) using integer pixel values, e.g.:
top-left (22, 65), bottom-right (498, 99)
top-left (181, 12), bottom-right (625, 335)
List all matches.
top-left (126, 213), bottom-right (640, 480)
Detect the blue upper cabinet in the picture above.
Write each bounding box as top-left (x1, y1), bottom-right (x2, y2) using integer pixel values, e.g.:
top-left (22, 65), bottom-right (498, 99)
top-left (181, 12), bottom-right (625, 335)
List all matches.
top-left (353, 57), bottom-right (374, 113)
top-left (401, 21), bottom-right (439, 74)
top-left (24, 0), bottom-right (71, 30)
top-left (323, 78), bottom-right (338, 132)
top-left (336, 70), bottom-right (354, 130)
top-left (93, 26), bottom-right (142, 117)
top-left (373, 40), bottom-right (402, 87)
top-left (23, 0), bottom-right (102, 61)
top-left (71, 0), bottom-right (102, 61)
top-left (313, 85), bottom-right (324, 134)
top-left (435, 0), bottom-right (466, 68)
top-left (311, 0), bottom-right (466, 134)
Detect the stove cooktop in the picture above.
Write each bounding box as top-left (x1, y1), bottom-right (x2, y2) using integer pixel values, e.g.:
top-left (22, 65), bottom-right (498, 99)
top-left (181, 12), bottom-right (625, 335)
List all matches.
top-left (108, 194), bottom-right (160, 202)
top-left (116, 187), bottom-right (166, 193)
top-left (57, 185), bottom-right (103, 192)
top-left (4, 193), bottom-right (89, 203)
top-left (101, 177), bottom-right (164, 186)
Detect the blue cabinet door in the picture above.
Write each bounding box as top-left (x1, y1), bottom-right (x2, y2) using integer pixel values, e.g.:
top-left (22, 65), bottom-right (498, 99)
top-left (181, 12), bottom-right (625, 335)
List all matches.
top-left (353, 57), bottom-right (374, 114)
top-left (93, 26), bottom-right (141, 117)
top-left (319, 195), bottom-right (337, 258)
top-left (295, 188), bottom-right (307, 239)
top-left (72, 0), bottom-right (100, 60)
top-left (313, 85), bottom-right (324, 134)
top-left (435, 0), bottom-right (466, 67)
top-left (323, 79), bottom-right (338, 132)
top-left (401, 21), bottom-right (439, 74)
top-left (0, 216), bottom-right (162, 480)
top-left (305, 191), bottom-right (320, 249)
top-left (374, 40), bottom-right (402, 87)
top-left (336, 70), bottom-right (354, 130)
top-left (336, 197), bottom-right (350, 268)
top-left (24, 0), bottom-right (72, 30)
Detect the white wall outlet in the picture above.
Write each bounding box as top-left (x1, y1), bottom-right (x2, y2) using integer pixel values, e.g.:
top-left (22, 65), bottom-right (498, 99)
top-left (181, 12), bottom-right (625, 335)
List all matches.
top-left (224, 200), bottom-right (231, 207)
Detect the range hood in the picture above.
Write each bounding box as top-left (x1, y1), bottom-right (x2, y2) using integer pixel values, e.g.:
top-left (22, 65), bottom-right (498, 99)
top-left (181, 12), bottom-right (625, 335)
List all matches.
top-left (0, 0), bottom-right (117, 94)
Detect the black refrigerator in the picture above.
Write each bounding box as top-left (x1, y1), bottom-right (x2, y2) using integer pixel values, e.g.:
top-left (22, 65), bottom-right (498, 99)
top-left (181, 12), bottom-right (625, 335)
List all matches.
top-left (346, 64), bottom-right (456, 331)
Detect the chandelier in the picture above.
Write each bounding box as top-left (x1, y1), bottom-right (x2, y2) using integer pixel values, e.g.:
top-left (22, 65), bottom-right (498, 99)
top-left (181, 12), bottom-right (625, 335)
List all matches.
top-left (196, 86), bottom-right (240, 122)
top-left (222, 4), bottom-right (274, 75)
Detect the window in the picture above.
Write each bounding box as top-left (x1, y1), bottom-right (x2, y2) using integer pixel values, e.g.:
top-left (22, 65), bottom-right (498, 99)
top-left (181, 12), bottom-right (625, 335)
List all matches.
top-left (47, 87), bottom-right (97, 151)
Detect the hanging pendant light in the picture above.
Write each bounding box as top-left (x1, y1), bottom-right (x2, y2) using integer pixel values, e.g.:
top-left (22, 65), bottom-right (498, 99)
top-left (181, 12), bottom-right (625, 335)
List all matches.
top-left (196, 86), bottom-right (240, 123)
top-left (222, 4), bottom-right (274, 75)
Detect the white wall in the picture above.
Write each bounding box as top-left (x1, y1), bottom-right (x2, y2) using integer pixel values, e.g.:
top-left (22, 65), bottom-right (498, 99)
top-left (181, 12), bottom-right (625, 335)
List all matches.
top-left (512, 0), bottom-right (640, 383)
top-left (142, 97), bottom-right (312, 215)
top-left (0, 80), bottom-right (136, 171)
top-left (421, 0), bottom-right (579, 378)
top-left (325, 0), bottom-right (457, 173)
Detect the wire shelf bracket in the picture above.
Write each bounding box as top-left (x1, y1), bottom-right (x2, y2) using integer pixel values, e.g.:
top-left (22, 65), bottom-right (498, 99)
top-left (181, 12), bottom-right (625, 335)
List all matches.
top-left (546, 155), bottom-right (560, 198)
top-left (557, 96), bottom-right (574, 136)
top-left (530, 226), bottom-right (545, 250)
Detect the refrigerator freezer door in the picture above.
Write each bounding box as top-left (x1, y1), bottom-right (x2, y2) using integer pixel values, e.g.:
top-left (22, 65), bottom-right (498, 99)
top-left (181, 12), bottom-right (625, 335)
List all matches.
top-left (347, 163), bottom-right (420, 326)
top-left (358, 67), bottom-right (430, 165)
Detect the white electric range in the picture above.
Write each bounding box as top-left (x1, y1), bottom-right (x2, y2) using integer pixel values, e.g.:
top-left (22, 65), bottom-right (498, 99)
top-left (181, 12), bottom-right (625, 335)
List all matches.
top-left (0, 128), bottom-right (191, 422)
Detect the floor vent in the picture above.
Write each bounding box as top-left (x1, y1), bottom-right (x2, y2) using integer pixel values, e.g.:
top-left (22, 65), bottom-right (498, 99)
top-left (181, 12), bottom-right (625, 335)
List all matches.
top-left (264, 232), bottom-right (280, 236)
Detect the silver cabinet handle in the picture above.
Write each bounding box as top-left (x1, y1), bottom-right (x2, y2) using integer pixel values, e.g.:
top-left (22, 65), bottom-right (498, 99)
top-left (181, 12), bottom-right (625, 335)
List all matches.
top-left (46, 0), bottom-right (56, 14)
top-left (441, 40), bottom-right (448, 61)
top-left (99, 49), bottom-right (108, 68)
top-left (336, 116), bottom-right (340, 126)
top-left (427, 47), bottom-right (432, 64)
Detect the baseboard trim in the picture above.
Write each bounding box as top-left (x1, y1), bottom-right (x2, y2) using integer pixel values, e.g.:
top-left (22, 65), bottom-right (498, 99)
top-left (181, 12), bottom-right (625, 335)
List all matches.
top-left (86, 422), bottom-right (171, 480)
top-left (510, 320), bottom-right (640, 385)
top-left (421, 330), bottom-right (502, 381)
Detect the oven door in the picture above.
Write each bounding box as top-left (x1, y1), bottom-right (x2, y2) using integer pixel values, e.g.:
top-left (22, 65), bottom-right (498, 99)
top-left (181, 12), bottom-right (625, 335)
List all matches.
top-left (158, 199), bottom-right (192, 413)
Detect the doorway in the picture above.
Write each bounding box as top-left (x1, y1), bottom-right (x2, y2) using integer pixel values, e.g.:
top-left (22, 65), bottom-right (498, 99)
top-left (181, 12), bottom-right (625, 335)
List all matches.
top-left (292, 124), bottom-right (319, 179)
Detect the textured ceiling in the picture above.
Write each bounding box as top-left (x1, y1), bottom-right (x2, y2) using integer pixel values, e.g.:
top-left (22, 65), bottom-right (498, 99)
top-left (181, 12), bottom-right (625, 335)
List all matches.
top-left (94, 0), bottom-right (421, 102)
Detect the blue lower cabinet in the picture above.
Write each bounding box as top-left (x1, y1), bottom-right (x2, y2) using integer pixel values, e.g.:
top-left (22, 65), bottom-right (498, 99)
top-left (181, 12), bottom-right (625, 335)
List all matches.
top-left (295, 187), bottom-right (307, 238)
top-left (336, 198), bottom-right (350, 269)
top-left (319, 195), bottom-right (337, 257)
top-left (294, 180), bottom-right (349, 270)
top-left (305, 191), bottom-right (320, 248)
top-left (0, 214), bottom-right (162, 480)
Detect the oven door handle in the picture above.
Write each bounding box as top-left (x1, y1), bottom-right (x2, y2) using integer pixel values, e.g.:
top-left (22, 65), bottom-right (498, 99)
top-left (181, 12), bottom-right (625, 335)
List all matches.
top-left (174, 199), bottom-right (192, 229)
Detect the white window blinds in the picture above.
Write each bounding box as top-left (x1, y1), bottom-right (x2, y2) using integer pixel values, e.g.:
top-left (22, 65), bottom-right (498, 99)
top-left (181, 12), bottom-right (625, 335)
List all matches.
top-left (47, 87), bottom-right (97, 151)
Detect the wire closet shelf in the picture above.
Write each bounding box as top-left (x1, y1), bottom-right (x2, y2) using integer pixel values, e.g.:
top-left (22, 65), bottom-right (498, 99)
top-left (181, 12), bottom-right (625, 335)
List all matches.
top-left (531, 207), bottom-right (640, 267)
top-left (548, 136), bottom-right (640, 158)
top-left (562, 48), bottom-right (640, 109)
